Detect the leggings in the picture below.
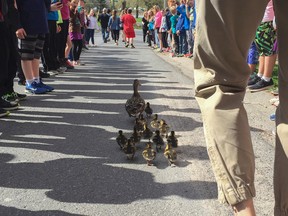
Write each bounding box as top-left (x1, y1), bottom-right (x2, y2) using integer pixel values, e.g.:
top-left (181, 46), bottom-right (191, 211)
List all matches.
top-left (72, 39), bottom-right (83, 61)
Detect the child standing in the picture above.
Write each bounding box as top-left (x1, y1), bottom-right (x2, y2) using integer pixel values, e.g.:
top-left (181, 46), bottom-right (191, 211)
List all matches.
top-left (86, 9), bottom-right (98, 47)
top-left (170, 6), bottom-right (179, 57)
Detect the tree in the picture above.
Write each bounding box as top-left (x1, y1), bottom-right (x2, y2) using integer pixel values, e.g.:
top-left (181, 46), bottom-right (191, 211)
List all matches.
top-left (143, 0), bottom-right (163, 9)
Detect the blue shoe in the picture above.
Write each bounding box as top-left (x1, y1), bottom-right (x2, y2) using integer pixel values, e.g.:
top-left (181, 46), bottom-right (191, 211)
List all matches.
top-left (37, 81), bottom-right (54, 92)
top-left (25, 82), bottom-right (47, 94)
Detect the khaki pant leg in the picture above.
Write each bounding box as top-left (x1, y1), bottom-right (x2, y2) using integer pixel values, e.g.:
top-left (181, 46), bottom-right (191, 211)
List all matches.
top-left (274, 1), bottom-right (288, 215)
top-left (194, 0), bottom-right (268, 205)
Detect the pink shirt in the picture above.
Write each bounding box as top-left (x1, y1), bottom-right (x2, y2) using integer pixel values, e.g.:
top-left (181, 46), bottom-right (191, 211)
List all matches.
top-left (262, 0), bottom-right (274, 22)
top-left (154, 11), bottom-right (162, 28)
top-left (61, 0), bottom-right (70, 20)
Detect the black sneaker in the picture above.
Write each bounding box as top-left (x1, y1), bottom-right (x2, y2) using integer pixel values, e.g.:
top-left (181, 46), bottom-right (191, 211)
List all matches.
top-left (249, 79), bottom-right (274, 92)
top-left (2, 92), bottom-right (26, 102)
top-left (18, 79), bottom-right (26, 86)
top-left (0, 98), bottom-right (19, 111)
top-left (13, 92), bottom-right (27, 101)
top-left (0, 108), bottom-right (9, 118)
top-left (131, 44), bottom-right (135, 49)
top-left (248, 75), bottom-right (261, 86)
top-left (40, 70), bottom-right (50, 78)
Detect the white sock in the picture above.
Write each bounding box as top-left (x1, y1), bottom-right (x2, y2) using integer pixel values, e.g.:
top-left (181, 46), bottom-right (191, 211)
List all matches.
top-left (33, 77), bottom-right (40, 83)
top-left (262, 76), bottom-right (271, 82)
top-left (26, 79), bottom-right (34, 85)
top-left (257, 73), bottom-right (263, 77)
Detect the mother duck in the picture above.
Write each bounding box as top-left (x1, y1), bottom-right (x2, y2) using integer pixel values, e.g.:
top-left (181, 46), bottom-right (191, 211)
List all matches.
top-left (125, 79), bottom-right (145, 117)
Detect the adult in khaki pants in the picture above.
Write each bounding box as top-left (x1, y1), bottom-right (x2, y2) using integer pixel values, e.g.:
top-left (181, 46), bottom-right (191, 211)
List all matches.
top-left (194, 0), bottom-right (288, 215)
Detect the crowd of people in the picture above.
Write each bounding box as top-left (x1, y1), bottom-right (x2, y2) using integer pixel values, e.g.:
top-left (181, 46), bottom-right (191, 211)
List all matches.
top-left (140, 0), bottom-right (196, 58)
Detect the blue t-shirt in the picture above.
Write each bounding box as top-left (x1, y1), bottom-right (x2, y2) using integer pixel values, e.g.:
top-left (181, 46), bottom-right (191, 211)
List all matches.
top-left (16, 0), bottom-right (50, 34)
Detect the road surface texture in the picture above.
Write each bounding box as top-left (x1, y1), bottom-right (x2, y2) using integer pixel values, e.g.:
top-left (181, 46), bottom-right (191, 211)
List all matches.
top-left (0, 30), bottom-right (276, 216)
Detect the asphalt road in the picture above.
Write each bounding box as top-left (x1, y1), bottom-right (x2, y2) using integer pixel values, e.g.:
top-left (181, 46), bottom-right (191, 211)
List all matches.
top-left (0, 30), bottom-right (276, 216)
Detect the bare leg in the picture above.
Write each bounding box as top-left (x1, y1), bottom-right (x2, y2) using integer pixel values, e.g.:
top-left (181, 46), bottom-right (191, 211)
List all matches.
top-left (21, 60), bottom-right (33, 80)
top-left (65, 36), bottom-right (72, 58)
top-left (258, 55), bottom-right (265, 74)
top-left (31, 59), bottom-right (40, 78)
top-left (263, 54), bottom-right (277, 78)
top-left (232, 199), bottom-right (256, 216)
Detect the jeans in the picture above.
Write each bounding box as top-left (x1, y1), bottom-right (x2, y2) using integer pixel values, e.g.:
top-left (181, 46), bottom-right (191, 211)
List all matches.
top-left (195, 0), bottom-right (288, 215)
top-left (101, 27), bottom-right (109, 42)
top-left (85, 29), bottom-right (95, 45)
top-left (179, 32), bottom-right (187, 54)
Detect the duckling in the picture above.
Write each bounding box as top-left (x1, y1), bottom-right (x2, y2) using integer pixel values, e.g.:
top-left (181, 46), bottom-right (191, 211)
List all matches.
top-left (123, 139), bottom-right (136, 160)
top-left (142, 141), bottom-right (156, 166)
top-left (164, 143), bottom-right (177, 166)
top-left (138, 113), bottom-right (147, 126)
top-left (125, 79), bottom-right (145, 117)
top-left (159, 120), bottom-right (170, 137)
top-left (167, 131), bottom-right (178, 148)
top-left (144, 102), bottom-right (153, 118)
top-left (150, 114), bottom-right (160, 129)
top-left (116, 130), bottom-right (128, 150)
top-left (152, 130), bottom-right (165, 152)
top-left (142, 123), bottom-right (153, 139)
top-left (130, 127), bottom-right (141, 145)
top-left (134, 118), bottom-right (145, 135)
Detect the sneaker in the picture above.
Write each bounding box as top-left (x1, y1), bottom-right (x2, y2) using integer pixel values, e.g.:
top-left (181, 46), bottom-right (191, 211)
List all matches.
top-left (125, 44), bottom-right (129, 48)
top-left (2, 92), bottom-right (26, 102)
top-left (131, 44), bottom-right (135, 49)
top-left (40, 70), bottom-right (50, 78)
top-left (25, 81), bottom-right (47, 94)
top-left (0, 98), bottom-right (19, 111)
top-left (37, 81), bottom-right (54, 92)
top-left (270, 113), bottom-right (276, 121)
top-left (249, 79), bottom-right (274, 92)
top-left (18, 79), bottom-right (26, 86)
top-left (177, 54), bottom-right (184, 57)
top-left (13, 92), bottom-right (27, 101)
top-left (0, 108), bottom-right (10, 118)
top-left (63, 59), bottom-right (75, 70)
top-left (247, 75), bottom-right (261, 86)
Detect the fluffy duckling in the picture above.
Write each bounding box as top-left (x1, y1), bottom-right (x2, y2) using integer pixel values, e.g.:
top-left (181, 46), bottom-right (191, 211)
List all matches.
top-left (125, 79), bottom-right (145, 117)
top-left (164, 143), bottom-right (177, 166)
top-left (144, 102), bottom-right (153, 118)
top-left (150, 114), bottom-right (160, 129)
top-left (142, 124), bottom-right (153, 139)
top-left (130, 127), bottom-right (141, 145)
top-left (138, 113), bottom-right (147, 126)
top-left (142, 141), bottom-right (156, 166)
top-left (134, 118), bottom-right (145, 135)
top-left (116, 130), bottom-right (128, 150)
top-left (123, 139), bottom-right (136, 160)
top-left (152, 130), bottom-right (165, 152)
top-left (167, 131), bottom-right (178, 147)
top-left (159, 120), bottom-right (170, 137)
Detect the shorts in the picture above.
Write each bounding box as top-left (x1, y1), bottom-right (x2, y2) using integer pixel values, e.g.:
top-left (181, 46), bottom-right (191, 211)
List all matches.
top-left (18, 34), bottom-right (45, 60)
top-left (156, 27), bottom-right (160, 34)
top-left (247, 41), bottom-right (259, 65)
top-left (255, 21), bottom-right (277, 56)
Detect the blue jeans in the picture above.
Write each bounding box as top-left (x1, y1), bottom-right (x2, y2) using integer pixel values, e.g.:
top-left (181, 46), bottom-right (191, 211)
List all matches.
top-left (101, 28), bottom-right (108, 42)
top-left (179, 32), bottom-right (188, 54)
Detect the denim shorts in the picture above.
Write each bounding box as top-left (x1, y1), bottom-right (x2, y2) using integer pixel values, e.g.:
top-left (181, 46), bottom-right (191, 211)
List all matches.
top-left (247, 42), bottom-right (259, 65)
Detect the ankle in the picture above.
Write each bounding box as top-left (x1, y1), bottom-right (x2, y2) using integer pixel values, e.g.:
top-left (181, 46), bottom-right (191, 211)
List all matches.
top-left (232, 199), bottom-right (256, 216)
